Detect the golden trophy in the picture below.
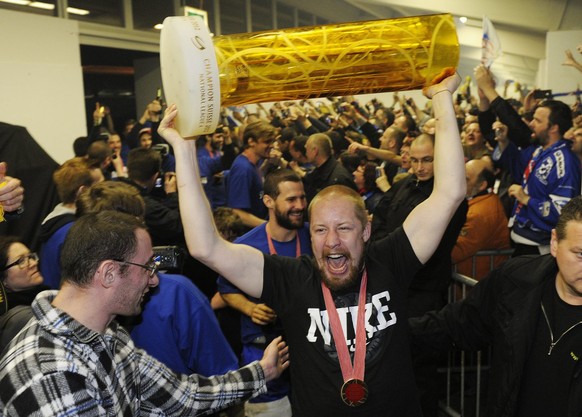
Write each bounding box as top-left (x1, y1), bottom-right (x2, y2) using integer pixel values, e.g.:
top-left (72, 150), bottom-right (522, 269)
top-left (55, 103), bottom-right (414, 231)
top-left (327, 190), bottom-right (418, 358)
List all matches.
top-left (160, 13), bottom-right (459, 136)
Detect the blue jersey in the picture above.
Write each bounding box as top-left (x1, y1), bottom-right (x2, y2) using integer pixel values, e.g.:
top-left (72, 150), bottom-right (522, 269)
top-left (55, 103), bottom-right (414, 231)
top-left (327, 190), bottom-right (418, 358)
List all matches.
top-left (511, 140), bottom-right (581, 244)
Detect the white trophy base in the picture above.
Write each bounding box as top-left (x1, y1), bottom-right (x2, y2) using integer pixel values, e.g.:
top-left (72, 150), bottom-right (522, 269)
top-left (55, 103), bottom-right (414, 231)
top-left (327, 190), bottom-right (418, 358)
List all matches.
top-left (160, 16), bottom-right (220, 137)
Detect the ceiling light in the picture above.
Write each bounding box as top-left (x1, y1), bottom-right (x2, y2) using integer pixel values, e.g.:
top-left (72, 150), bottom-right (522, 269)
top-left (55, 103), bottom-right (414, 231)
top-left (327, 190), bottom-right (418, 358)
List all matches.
top-left (0, 0), bottom-right (31, 5)
top-left (154, 23), bottom-right (163, 30)
top-left (459, 16), bottom-right (467, 24)
top-left (67, 6), bottom-right (89, 15)
top-left (29, 1), bottom-right (54, 9)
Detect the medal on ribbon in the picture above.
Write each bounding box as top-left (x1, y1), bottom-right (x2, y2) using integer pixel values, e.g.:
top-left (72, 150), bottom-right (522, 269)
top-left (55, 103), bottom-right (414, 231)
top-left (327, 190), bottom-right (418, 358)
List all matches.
top-left (322, 270), bottom-right (368, 407)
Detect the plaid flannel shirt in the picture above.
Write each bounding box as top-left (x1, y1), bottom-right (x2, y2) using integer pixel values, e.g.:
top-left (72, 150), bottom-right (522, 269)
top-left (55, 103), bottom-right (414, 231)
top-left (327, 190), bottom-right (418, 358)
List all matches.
top-left (0, 290), bottom-right (266, 416)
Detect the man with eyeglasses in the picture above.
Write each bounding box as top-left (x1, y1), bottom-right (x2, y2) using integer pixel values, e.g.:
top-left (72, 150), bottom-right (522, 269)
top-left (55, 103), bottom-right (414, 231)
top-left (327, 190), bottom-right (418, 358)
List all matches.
top-left (370, 133), bottom-right (468, 417)
top-left (0, 210), bottom-right (289, 416)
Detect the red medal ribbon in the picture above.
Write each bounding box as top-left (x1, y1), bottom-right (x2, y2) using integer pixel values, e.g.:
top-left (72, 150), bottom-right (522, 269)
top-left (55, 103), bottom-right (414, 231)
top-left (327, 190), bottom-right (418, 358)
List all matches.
top-left (322, 269), bottom-right (368, 406)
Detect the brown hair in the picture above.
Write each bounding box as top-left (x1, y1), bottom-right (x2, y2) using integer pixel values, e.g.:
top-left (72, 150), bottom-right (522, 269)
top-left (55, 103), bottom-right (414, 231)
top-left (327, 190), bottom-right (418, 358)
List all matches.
top-left (76, 181), bottom-right (145, 218)
top-left (53, 157), bottom-right (94, 204)
top-left (555, 196), bottom-right (582, 240)
top-left (242, 121), bottom-right (276, 148)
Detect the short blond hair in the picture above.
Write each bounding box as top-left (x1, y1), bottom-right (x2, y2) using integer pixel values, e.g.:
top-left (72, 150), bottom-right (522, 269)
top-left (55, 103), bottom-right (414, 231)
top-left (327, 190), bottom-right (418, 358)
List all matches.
top-left (308, 185), bottom-right (368, 229)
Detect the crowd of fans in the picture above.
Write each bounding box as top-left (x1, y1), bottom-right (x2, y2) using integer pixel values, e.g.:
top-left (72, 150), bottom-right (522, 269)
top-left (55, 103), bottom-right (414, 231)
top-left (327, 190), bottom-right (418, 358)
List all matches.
top-left (0, 47), bottom-right (582, 416)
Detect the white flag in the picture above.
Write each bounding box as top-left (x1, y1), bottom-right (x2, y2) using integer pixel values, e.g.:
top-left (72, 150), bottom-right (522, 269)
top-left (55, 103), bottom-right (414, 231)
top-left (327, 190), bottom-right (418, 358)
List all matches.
top-left (482, 16), bottom-right (502, 68)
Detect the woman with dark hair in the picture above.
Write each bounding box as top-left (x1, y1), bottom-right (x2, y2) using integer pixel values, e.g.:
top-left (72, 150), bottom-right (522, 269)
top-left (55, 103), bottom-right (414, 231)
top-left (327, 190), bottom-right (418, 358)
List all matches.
top-left (353, 161), bottom-right (384, 214)
top-left (0, 236), bottom-right (47, 312)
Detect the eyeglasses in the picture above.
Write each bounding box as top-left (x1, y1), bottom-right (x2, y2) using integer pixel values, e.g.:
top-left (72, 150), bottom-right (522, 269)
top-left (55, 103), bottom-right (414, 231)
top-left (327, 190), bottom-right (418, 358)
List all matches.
top-left (113, 259), bottom-right (159, 278)
top-left (2, 252), bottom-right (39, 271)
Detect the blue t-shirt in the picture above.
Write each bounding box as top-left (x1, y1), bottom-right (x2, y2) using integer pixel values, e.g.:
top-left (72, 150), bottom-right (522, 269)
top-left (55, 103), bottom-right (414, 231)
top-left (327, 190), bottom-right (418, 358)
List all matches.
top-left (217, 222), bottom-right (312, 402)
top-left (131, 273), bottom-right (238, 376)
top-left (40, 222), bottom-right (74, 290)
top-left (226, 154), bottom-right (266, 219)
top-left (197, 147), bottom-right (227, 209)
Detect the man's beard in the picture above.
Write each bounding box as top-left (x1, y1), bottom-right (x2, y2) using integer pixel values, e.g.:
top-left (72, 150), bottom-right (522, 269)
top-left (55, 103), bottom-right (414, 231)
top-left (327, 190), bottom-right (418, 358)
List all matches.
top-left (275, 207), bottom-right (305, 230)
top-left (318, 255), bottom-right (363, 292)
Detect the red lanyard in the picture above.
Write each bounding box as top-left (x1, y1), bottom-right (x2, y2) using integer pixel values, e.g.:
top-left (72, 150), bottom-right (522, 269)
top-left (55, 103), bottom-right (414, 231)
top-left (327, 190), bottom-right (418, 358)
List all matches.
top-left (265, 226), bottom-right (301, 257)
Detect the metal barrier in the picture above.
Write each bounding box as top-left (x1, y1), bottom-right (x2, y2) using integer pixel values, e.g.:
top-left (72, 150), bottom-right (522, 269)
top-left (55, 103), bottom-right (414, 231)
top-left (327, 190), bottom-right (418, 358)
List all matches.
top-left (440, 249), bottom-right (514, 417)
top-left (464, 249), bottom-right (514, 281)
top-left (439, 271), bottom-right (481, 417)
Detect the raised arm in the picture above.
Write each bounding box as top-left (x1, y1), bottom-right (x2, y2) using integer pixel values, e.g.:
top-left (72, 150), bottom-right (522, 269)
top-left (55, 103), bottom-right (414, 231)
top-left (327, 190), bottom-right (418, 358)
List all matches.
top-left (347, 141), bottom-right (403, 166)
top-left (403, 72), bottom-right (466, 264)
top-left (158, 105), bottom-right (265, 298)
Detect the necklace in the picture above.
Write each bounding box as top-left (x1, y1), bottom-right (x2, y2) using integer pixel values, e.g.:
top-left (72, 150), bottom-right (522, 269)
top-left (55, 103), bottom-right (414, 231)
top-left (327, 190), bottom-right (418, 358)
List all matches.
top-left (540, 301), bottom-right (582, 355)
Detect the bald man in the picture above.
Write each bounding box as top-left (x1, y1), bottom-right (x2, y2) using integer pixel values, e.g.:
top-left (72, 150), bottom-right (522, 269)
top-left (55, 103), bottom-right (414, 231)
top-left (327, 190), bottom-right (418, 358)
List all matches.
top-left (371, 133), bottom-right (468, 417)
top-left (452, 159), bottom-right (511, 279)
top-left (302, 133), bottom-right (357, 202)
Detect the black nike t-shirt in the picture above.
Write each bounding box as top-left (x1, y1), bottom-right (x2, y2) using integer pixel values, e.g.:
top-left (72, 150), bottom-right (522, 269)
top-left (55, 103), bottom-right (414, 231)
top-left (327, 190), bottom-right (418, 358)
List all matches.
top-left (262, 227), bottom-right (424, 417)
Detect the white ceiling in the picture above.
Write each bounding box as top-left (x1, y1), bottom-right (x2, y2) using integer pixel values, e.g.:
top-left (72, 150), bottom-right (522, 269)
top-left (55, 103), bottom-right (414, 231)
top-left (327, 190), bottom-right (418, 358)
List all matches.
top-left (284, 0), bottom-right (582, 88)
top-left (347, 0), bottom-right (582, 87)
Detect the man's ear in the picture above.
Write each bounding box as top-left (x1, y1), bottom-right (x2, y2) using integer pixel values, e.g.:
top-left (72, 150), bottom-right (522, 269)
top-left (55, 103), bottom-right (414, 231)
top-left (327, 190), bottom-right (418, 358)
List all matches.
top-left (97, 260), bottom-right (118, 289)
top-left (263, 194), bottom-right (275, 210)
top-left (549, 123), bottom-right (560, 136)
top-left (550, 229), bottom-right (559, 257)
top-left (76, 185), bottom-right (86, 199)
top-left (362, 221), bottom-right (372, 243)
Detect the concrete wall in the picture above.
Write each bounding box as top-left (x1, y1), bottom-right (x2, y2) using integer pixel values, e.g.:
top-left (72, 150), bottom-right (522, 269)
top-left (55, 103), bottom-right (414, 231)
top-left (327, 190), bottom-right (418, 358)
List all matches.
top-left (0, 9), bottom-right (86, 164)
top-left (544, 30), bottom-right (582, 105)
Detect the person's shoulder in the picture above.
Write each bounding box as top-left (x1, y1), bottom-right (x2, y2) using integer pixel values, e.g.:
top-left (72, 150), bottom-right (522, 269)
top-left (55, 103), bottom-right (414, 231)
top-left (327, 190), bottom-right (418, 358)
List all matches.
top-left (468, 193), bottom-right (503, 215)
top-left (495, 254), bottom-right (555, 286)
top-left (234, 223), bottom-right (267, 243)
top-left (196, 147), bottom-right (210, 157)
top-left (232, 153), bottom-right (251, 165)
top-left (156, 273), bottom-right (209, 305)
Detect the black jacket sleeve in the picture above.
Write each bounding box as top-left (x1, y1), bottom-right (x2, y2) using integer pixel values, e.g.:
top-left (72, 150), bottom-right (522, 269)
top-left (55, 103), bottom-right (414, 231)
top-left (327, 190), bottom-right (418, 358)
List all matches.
top-left (489, 97), bottom-right (532, 148)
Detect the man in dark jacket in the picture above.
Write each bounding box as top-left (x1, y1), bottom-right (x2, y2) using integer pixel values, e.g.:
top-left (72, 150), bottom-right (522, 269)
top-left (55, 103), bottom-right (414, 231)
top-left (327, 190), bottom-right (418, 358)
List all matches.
top-left (371, 133), bottom-right (468, 417)
top-left (411, 195), bottom-right (582, 417)
top-left (302, 133), bottom-right (357, 203)
top-left (116, 147), bottom-right (183, 247)
top-left (373, 134), bottom-right (468, 312)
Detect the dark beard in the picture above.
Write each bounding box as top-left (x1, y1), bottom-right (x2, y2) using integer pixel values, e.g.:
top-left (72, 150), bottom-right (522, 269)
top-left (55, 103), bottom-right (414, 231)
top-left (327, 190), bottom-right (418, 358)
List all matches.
top-left (275, 208), bottom-right (305, 230)
top-left (319, 258), bottom-right (363, 292)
